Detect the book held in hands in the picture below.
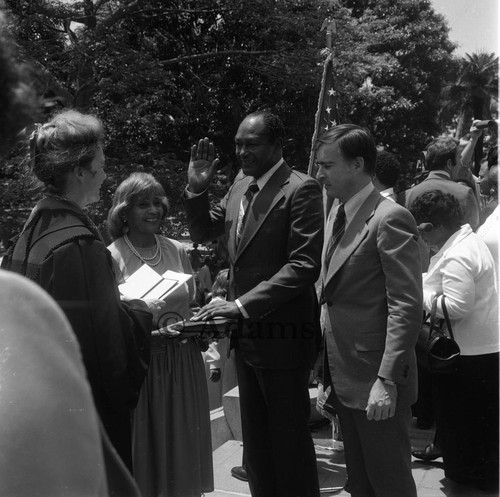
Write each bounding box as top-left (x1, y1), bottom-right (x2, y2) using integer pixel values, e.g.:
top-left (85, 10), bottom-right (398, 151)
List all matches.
top-left (119, 263), bottom-right (192, 301)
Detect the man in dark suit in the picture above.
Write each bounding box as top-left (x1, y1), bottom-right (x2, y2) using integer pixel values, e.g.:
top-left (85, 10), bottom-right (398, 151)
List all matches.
top-left (183, 111), bottom-right (323, 497)
top-left (316, 125), bottom-right (422, 497)
top-left (405, 136), bottom-right (480, 230)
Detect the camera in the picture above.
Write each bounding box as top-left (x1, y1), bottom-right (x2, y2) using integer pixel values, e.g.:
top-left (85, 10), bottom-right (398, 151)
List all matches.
top-left (475, 120), bottom-right (496, 129)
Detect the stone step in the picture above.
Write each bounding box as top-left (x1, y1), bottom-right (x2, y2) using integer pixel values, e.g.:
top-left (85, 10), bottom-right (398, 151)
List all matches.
top-left (208, 422), bottom-right (484, 497)
top-left (207, 378), bottom-right (497, 497)
top-left (216, 385), bottom-right (322, 445)
top-left (210, 406), bottom-right (233, 451)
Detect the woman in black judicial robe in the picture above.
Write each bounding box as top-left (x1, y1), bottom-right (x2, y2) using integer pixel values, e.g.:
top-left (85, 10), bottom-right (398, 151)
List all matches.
top-left (2, 109), bottom-right (152, 471)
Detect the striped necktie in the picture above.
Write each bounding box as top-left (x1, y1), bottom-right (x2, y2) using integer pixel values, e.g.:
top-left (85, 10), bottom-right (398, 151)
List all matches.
top-left (236, 182), bottom-right (259, 244)
top-left (325, 204), bottom-right (345, 266)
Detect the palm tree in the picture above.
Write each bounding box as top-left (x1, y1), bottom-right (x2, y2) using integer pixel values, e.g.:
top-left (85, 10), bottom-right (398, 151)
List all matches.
top-left (442, 51), bottom-right (498, 173)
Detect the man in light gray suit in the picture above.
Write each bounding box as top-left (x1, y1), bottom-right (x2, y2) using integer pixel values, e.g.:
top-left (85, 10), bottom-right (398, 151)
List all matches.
top-left (316, 125), bottom-right (423, 497)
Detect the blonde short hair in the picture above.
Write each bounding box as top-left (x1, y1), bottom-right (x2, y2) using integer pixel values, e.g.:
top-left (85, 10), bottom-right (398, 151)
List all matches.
top-left (30, 109), bottom-right (103, 193)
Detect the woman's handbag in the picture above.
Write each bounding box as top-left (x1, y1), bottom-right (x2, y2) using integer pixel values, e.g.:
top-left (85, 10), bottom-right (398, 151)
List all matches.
top-left (417, 295), bottom-right (460, 374)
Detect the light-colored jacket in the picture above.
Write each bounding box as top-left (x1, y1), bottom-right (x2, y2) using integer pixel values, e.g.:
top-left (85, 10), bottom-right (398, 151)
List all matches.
top-left (322, 189), bottom-right (423, 410)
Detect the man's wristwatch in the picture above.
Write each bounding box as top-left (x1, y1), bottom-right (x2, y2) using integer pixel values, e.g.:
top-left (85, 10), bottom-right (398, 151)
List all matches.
top-left (378, 376), bottom-right (397, 386)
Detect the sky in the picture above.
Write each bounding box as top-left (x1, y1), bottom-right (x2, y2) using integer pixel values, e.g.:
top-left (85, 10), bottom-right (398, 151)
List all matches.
top-left (431, 0), bottom-right (499, 57)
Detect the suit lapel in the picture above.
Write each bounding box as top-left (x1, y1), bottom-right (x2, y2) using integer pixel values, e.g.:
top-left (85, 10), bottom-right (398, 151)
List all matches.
top-left (324, 189), bottom-right (383, 290)
top-left (235, 163), bottom-right (290, 259)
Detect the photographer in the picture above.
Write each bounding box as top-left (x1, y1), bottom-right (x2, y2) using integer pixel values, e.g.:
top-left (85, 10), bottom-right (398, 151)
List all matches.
top-left (460, 119), bottom-right (498, 174)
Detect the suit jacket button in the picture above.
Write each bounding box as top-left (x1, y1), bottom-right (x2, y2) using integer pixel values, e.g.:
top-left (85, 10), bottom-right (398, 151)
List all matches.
top-left (234, 266), bottom-right (240, 272)
top-left (327, 301), bottom-right (333, 307)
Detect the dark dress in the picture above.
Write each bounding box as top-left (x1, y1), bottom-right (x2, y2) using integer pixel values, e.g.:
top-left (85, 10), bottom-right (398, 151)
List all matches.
top-left (2, 196), bottom-right (152, 470)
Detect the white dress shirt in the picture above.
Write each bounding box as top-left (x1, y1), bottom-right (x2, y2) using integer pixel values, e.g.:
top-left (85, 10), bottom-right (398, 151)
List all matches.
top-left (379, 187), bottom-right (396, 202)
top-left (327, 182), bottom-right (375, 228)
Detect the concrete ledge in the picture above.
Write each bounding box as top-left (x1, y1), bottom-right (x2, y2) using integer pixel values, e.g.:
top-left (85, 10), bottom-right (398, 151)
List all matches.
top-left (210, 406), bottom-right (233, 451)
top-left (221, 385), bottom-right (322, 443)
top-left (222, 386), bottom-right (242, 441)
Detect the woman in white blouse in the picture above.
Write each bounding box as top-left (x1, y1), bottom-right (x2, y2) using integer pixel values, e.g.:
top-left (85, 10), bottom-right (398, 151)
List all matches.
top-left (410, 190), bottom-right (499, 492)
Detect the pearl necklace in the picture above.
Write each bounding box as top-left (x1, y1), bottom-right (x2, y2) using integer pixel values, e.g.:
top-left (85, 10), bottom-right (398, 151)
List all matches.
top-left (124, 234), bottom-right (162, 267)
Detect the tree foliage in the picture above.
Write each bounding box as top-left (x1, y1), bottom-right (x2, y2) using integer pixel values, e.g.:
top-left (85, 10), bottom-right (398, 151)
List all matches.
top-left (443, 51), bottom-right (499, 137)
top-left (330, 0), bottom-right (457, 166)
top-left (1, 0), bottom-right (467, 244)
top-left (441, 50), bottom-right (499, 173)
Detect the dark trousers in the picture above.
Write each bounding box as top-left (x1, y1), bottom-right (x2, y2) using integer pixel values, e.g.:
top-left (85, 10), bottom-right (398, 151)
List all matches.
top-left (434, 352), bottom-right (499, 490)
top-left (333, 393), bottom-right (416, 497)
top-left (235, 352), bottom-right (320, 497)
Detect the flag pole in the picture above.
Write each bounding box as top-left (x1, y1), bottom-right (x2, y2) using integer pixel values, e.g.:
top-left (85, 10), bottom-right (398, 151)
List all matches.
top-left (308, 18), bottom-right (338, 216)
top-left (307, 18), bottom-right (337, 178)
top-left (307, 53), bottom-right (333, 177)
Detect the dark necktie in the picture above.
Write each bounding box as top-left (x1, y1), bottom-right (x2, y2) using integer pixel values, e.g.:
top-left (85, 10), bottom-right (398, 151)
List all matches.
top-left (237, 182), bottom-right (259, 244)
top-left (326, 204), bottom-right (346, 266)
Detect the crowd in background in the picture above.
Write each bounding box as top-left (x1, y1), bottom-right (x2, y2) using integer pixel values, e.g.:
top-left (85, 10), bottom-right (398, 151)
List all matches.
top-left (374, 128), bottom-right (499, 493)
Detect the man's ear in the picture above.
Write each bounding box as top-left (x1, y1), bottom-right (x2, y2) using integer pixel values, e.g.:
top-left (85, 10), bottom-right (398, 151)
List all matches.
top-left (351, 156), bottom-right (364, 171)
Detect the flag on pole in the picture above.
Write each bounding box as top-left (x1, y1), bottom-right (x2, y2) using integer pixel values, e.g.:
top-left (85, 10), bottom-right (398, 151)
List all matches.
top-left (307, 53), bottom-right (340, 178)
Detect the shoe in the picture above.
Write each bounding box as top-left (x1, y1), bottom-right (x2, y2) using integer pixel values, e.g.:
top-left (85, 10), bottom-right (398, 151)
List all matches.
top-left (412, 443), bottom-right (442, 461)
top-left (231, 466), bottom-right (248, 482)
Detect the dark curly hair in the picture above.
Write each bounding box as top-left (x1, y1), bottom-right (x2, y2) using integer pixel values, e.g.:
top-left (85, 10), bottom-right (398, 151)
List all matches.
top-left (245, 110), bottom-right (285, 144)
top-left (375, 150), bottom-right (400, 188)
top-left (425, 137), bottom-right (458, 171)
top-left (409, 190), bottom-right (463, 231)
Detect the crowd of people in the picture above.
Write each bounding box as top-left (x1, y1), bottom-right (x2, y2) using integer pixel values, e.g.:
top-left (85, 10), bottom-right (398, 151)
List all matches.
top-left (0, 5), bottom-right (498, 497)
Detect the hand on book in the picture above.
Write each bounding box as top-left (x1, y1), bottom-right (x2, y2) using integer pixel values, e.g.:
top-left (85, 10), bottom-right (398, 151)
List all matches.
top-left (156, 325), bottom-right (182, 338)
top-left (192, 300), bottom-right (240, 321)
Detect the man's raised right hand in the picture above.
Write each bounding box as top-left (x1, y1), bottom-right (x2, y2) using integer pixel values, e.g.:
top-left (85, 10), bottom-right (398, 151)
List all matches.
top-left (188, 137), bottom-right (219, 194)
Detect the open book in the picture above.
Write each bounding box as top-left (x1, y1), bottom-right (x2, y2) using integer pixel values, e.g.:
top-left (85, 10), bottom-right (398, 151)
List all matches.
top-left (119, 264), bottom-right (192, 301)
